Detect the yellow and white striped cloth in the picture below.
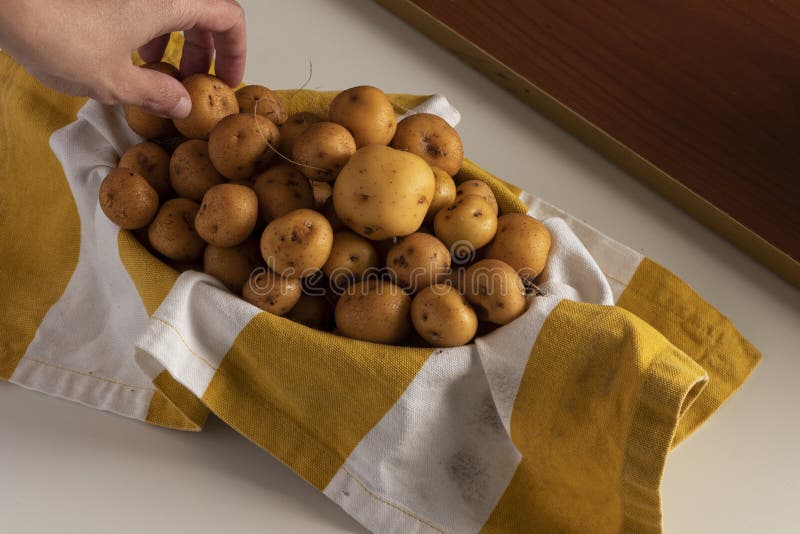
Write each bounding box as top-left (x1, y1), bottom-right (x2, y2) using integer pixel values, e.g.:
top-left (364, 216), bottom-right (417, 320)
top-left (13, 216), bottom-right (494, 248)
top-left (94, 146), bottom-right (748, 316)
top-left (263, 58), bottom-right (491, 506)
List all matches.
top-left (0, 41), bottom-right (760, 533)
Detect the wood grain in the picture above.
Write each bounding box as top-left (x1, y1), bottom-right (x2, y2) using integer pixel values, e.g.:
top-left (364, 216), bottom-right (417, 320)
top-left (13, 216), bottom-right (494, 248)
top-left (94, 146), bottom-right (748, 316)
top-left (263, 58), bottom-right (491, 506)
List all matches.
top-left (376, 0), bottom-right (800, 287)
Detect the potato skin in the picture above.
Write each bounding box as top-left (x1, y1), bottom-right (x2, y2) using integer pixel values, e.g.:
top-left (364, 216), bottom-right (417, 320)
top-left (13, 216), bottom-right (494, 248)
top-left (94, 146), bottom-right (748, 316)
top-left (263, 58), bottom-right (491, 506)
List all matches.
top-left (335, 280), bottom-right (411, 344)
top-left (285, 294), bottom-right (332, 330)
top-left (322, 231), bottom-right (380, 287)
top-left (485, 213), bottom-right (551, 280)
top-left (174, 74), bottom-right (239, 140)
top-left (333, 145), bottom-right (435, 240)
top-left (292, 122), bottom-right (356, 181)
top-left (99, 168), bottom-right (159, 229)
top-left (241, 268), bottom-right (302, 316)
top-left (456, 180), bottom-right (498, 216)
top-left (259, 208), bottom-right (333, 278)
top-left (252, 164), bottom-right (314, 222)
top-left (278, 112), bottom-right (322, 156)
top-left (169, 139), bottom-right (226, 201)
top-left (236, 85), bottom-right (288, 125)
top-left (208, 113), bottom-right (279, 180)
top-left (124, 62), bottom-right (179, 139)
top-left (411, 284), bottom-right (478, 347)
top-left (311, 180), bottom-right (332, 209)
top-left (425, 166), bottom-right (457, 222)
top-left (391, 113), bottom-right (463, 176)
top-left (148, 198), bottom-right (206, 262)
top-left (464, 259), bottom-right (527, 325)
top-left (195, 184), bottom-right (259, 247)
top-left (329, 85), bottom-right (397, 147)
top-left (433, 194), bottom-right (497, 255)
top-left (203, 238), bottom-right (264, 293)
top-left (386, 232), bottom-right (450, 290)
top-left (119, 141), bottom-right (172, 200)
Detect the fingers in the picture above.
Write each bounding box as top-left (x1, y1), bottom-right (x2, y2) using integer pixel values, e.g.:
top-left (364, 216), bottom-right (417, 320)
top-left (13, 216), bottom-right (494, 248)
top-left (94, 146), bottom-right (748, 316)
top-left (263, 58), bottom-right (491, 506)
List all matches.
top-left (179, 27), bottom-right (214, 81)
top-left (113, 64), bottom-right (192, 119)
top-left (138, 34), bottom-right (170, 63)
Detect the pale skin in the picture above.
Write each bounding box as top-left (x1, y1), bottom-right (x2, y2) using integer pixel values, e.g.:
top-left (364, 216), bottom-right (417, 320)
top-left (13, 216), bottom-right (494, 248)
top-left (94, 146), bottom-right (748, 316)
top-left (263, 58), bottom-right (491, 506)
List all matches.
top-left (0, 0), bottom-right (247, 119)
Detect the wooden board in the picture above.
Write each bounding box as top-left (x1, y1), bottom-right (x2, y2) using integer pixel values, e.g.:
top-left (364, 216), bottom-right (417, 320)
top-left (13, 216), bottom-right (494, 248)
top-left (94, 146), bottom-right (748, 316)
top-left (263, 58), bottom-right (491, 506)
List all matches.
top-left (376, 0), bottom-right (800, 288)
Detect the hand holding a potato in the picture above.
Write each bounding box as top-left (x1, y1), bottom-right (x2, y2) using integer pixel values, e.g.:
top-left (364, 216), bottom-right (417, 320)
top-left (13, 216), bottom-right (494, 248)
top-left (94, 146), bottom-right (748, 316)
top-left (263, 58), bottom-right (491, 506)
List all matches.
top-left (0, 0), bottom-right (246, 119)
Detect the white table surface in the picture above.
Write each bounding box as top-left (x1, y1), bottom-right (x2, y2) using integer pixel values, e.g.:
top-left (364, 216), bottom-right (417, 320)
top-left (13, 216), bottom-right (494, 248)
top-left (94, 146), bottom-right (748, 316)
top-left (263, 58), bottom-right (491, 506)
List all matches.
top-left (2, 1), bottom-right (799, 533)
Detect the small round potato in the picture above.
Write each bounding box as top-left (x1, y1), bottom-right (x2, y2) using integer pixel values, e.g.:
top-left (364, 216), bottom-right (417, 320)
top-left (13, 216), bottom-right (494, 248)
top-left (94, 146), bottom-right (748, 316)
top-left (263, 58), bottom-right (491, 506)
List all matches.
top-left (323, 231), bottom-right (380, 287)
top-left (242, 268), bottom-right (302, 316)
top-left (124, 62), bottom-right (179, 139)
top-left (203, 238), bottom-right (264, 293)
top-left (253, 164), bottom-right (314, 222)
top-left (391, 113), bottom-right (463, 176)
top-left (456, 179), bottom-right (499, 215)
top-left (99, 168), bottom-right (159, 229)
top-left (208, 113), bottom-right (279, 180)
top-left (174, 74), bottom-right (239, 140)
top-left (285, 294), bottom-right (333, 330)
top-left (278, 112), bottom-right (323, 156)
top-left (311, 180), bottom-right (333, 209)
top-left (335, 280), bottom-right (411, 344)
top-left (434, 194), bottom-right (497, 256)
top-left (235, 85), bottom-right (288, 125)
top-left (411, 284), bottom-right (478, 347)
top-left (169, 139), bottom-right (226, 201)
top-left (464, 259), bottom-right (527, 325)
top-left (333, 145), bottom-right (435, 240)
top-left (386, 232), bottom-right (450, 290)
top-left (292, 122), bottom-right (356, 181)
top-left (195, 184), bottom-right (259, 247)
top-left (329, 85), bottom-right (397, 147)
top-left (148, 198), bottom-right (206, 262)
top-left (260, 209), bottom-right (333, 278)
top-left (425, 166), bottom-right (457, 221)
top-left (485, 213), bottom-right (551, 280)
top-left (119, 141), bottom-right (172, 200)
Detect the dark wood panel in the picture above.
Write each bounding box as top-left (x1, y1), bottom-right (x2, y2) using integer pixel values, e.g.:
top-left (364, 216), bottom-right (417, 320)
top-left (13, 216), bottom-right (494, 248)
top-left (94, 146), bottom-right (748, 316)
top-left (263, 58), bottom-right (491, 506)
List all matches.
top-left (376, 0), bottom-right (800, 287)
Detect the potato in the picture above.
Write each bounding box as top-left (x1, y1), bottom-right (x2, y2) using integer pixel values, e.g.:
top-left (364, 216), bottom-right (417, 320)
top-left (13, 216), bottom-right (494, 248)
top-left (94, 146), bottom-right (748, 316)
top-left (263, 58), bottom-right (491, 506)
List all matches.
top-left (333, 145), bottom-right (435, 240)
top-left (391, 113), bottom-right (463, 176)
top-left (169, 139), bottom-right (226, 201)
top-left (236, 85), bottom-right (288, 125)
top-left (285, 294), bottom-right (332, 330)
top-left (278, 112), bottom-right (322, 156)
top-left (292, 122), bottom-right (356, 181)
top-left (99, 168), bottom-right (159, 229)
top-left (433, 194), bottom-right (497, 259)
top-left (252, 164), bottom-right (314, 222)
top-left (241, 268), bottom-right (302, 316)
top-left (464, 259), bottom-right (527, 325)
top-left (123, 62), bottom-right (179, 139)
top-left (329, 85), bottom-right (397, 147)
top-left (260, 208), bottom-right (333, 278)
top-left (440, 266), bottom-right (467, 292)
top-left (118, 141), bottom-right (172, 200)
top-left (203, 238), bottom-right (264, 293)
top-left (322, 197), bottom-right (346, 232)
top-left (456, 179), bottom-right (498, 215)
top-left (425, 166), bottom-right (457, 221)
top-left (208, 113), bottom-right (279, 180)
top-left (173, 74), bottom-right (239, 140)
top-left (195, 184), bottom-right (258, 247)
top-left (148, 198), bottom-right (206, 262)
top-left (323, 231), bottom-right (380, 287)
top-left (335, 280), bottom-right (411, 344)
top-left (411, 284), bottom-right (478, 347)
top-left (386, 232), bottom-right (450, 290)
top-left (311, 180), bottom-right (332, 209)
top-left (485, 213), bottom-right (551, 280)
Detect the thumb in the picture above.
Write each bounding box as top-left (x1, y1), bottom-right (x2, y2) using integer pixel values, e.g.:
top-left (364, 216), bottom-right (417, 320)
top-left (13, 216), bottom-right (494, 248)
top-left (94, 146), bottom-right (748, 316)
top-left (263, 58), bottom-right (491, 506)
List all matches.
top-left (114, 65), bottom-right (192, 119)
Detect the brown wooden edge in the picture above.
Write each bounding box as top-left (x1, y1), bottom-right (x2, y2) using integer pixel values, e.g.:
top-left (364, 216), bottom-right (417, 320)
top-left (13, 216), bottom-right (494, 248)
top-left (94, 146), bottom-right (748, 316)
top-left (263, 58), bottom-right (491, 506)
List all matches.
top-left (375, 0), bottom-right (800, 289)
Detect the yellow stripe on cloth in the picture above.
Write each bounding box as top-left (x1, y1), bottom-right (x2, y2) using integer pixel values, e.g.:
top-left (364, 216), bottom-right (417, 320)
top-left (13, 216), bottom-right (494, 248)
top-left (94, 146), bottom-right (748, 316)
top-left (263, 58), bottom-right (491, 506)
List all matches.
top-left (146, 370), bottom-right (209, 431)
top-left (481, 300), bottom-right (707, 533)
top-left (617, 258), bottom-right (761, 446)
top-left (201, 312), bottom-right (432, 489)
top-left (0, 52), bottom-right (85, 379)
top-left (118, 230), bottom-right (179, 316)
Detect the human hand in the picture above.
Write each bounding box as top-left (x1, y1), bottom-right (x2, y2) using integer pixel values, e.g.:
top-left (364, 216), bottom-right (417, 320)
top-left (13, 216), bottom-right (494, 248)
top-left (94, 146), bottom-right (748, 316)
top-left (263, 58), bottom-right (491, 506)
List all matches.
top-left (0, 0), bottom-right (246, 118)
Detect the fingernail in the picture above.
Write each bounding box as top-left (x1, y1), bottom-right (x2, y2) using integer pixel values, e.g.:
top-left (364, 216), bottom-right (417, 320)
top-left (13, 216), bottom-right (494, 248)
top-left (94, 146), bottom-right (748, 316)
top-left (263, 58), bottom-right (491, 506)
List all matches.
top-left (172, 96), bottom-right (191, 119)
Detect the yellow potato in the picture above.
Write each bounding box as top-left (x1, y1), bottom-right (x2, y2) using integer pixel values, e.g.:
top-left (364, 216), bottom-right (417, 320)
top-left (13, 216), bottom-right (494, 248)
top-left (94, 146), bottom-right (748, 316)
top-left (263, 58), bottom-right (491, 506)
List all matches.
top-left (241, 268), bottom-right (302, 316)
top-left (118, 141), bottom-right (172, 200)
top-left (278, 112), bottom-right (323, 156)
top-left (386, 232), bottom-right (450, 290)
top-left (333, 145), bottom-right (435, 240)
top-left (259, 208), bottom-right (333, 278)
top-left (124, 62), bottom-right (179, 139)
top-left (411, 284), bottom-right (478, 347)
top-left (456, 179), bottom-right (498, 216)
top-left (485, 213), bottom-right (551, 280)
top-left (174, 74), bottom-right (239, 140)
top-left (425, 166), bottom-right (457, 221)
top-left (235, 85), bottom-right (288, 125)
top-left (322, 231), bottom-right (380, 288)
top-left (433, 194), bottom-right (497, 259)
top-left (208, 113), bottom-right (279, 180)
top-left (391, 113), bottom-right (463, 176)
top-left (285, 294), bottom-right (333, 330)
top-left (99, 168), bottom-right (159, 229)
top-left (195, 184), bottom-right (259, 247)
top-left (328, 85), bottom-right (397, 147)
top-left (203, 238), bottom-right (264, 293)
top-left (292, 122), bottom-right (356, 181)
top-left (148, 198), bottom-right (206, 262)
top-left (169, 139), bottom-right (226, 202)
top-left (252, 164), bottom-right (314, 222)
top-left (464, 259), bottom-right (527, 325)
top-left (311, 180), bottom-right (333, 209)
top-left (334, 279), bottom-right (411, 344)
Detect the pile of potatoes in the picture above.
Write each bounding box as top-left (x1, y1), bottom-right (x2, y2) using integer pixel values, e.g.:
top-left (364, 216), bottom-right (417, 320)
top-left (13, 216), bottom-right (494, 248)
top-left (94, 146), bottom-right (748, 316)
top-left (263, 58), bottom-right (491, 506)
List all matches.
top-left (99, 63), bottom-right (552, 348)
